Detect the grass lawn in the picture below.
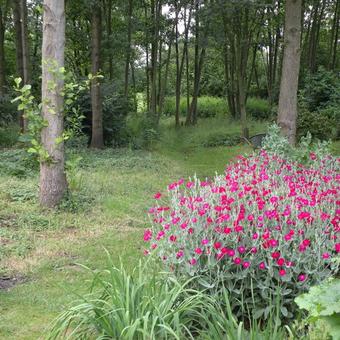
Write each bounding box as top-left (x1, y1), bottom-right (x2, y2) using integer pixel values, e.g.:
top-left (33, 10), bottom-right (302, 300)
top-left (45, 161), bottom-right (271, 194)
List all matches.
top-left (0, 117), bottom-right (339, 339)
top-left (0, 117), bottom-right (256, 339)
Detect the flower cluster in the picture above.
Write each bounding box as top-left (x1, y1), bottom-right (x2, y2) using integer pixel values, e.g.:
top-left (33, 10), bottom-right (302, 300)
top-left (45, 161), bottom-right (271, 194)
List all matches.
top-left (144, 150), bottom-right (339, 318)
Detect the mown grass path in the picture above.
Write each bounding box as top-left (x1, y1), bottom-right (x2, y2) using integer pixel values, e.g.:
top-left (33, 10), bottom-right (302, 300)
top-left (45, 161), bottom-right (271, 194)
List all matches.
top-left (0, 124), bottom-right (252, 339)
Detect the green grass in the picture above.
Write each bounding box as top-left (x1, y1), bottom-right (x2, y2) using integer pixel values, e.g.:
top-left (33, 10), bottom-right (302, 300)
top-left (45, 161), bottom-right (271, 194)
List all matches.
top-left (0, 117), bottom-right (257, 339)
top-left (0, 116), bottom-right (338, 339)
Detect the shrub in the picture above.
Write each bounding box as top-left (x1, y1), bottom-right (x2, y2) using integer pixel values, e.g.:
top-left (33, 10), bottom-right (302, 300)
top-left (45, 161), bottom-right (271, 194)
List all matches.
top-left (0, 149), bottom-right (38, 177)
top-left (0, 93), bottom-right (17, 126)
top-left (202, 133), bottom-right (241, 147)
top-left (295, 277), bottom-right (340, 339)
top-left (300, 67), bottom-right (340, 112)
top-left (297, 106), bottom-right (336, 141)
top-left (246, 97), bottom-right (271, 120)
top-left (162, 96), bottom-right (228, 118)
top-left (74, 82), bottom-right (132, 147)
top-left (0, 125), bottom-right (19, 148)
top-left (144, 150), bottom-right (339, 321)
top-left (263, 124), bottom-right (332, 165)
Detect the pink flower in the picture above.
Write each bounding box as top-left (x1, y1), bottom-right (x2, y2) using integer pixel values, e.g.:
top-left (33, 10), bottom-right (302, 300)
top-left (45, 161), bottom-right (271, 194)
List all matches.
top-left (322, 252), bottom-right (330, 259)
top-left (302, 239), bottom-right (311, 247)
top-left (169, 235), bottom-right (177, 242)
top-left (238, 246), bottom-right (246, 254)
top-left (284, 234), bottom-right (292, 241)
top-left (298, 274), bottom-right (306, 282)
top-left (180, 222), bottom-right (188, 229)
top-left (279, 269), bottom-right (286, 276)
top-left (186, 181), bottom-right (194, 188)
top-left (335, 243), bottom-right (340, 253)
top-left (310, 152), bottom-right (316, 160)
top-left (154, 192), bottom-right (162, 199)
top-left (227, 249), bottom-right (235, 257)
top-left (277, 258), bottom-right (285, 266)
top-left (143, 229), bottom-right (152, 242)
top-left (271, 251), bottom-right (280, 259)
top-left (189, 258), bottom-right (197, 265)
top-left (214, 242), bottom-right (222, 249)
top-left (259, 262), bottom-right (266, 270)
top-left (233, 257), bottom-right (242, 265)
top-left (202, 239), bottom-right (209, 245)
top-left (243, 261), bottom-right (250, 268)
top-left (195, 247), bottom-right (203, 255)
top-left (176, 250), bottom-right (184, 258)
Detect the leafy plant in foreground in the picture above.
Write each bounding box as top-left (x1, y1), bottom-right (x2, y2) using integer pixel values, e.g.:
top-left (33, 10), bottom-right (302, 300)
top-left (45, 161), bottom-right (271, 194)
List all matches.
top-left (48, 257), bottom-right (208, 339)
top-left (295, 277), bottom-right (340, 340)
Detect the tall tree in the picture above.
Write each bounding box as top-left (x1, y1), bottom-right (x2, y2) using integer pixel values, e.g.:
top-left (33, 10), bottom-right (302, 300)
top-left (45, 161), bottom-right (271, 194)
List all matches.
top-left (124, 0), bottom-right (133, 98)
top-left (90, 2), bottom-right (104, 149)
top-left (13, 0), bottom-right (30, 131)
top-left (149, 0), bottom-right (161, 124)
top-left (0, 0), bottom-right (9, 96)
top-left (40, 0), bottom-right (67, 207)
top-left (329, 0), bottom-right (339, 70)
top-left (277, 0), bottom-right (302, 145)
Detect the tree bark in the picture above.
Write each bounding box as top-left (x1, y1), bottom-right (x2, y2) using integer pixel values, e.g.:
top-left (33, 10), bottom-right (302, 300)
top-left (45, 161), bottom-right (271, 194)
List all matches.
top-left (13, 0), bottom-right (30, 131)
top-left (124, 0), bottom-right (133, 98)
top-left (0, 2), bottom-right (8, 96)
top-left (158, 27), bottom-right (174, 117)
top-left (149, 0), bottom-right (160, 124)
top-left (175, 3), bottom-right (180, 127)
top-left (90, 3), bottom-right (104, 149)
top-left (329, 0), bottom-right (339, 70)
top-left (40, 0), bottom-right (67, 208)
top-left (277, 0), bottom-right (302, 145)
top-left (106, 0), bottom-right (113, 80)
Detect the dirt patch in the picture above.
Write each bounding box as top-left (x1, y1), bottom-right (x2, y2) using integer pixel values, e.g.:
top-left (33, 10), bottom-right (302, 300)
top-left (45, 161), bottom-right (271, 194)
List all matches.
top-left (0, 275), bottom-right (26, 290)
top-left (0, 214), bottom-right (18, 229)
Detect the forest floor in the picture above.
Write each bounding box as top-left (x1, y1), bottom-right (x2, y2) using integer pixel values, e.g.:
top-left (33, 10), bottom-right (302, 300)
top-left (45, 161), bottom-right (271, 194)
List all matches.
top-left (0, 117), bottom-right (339, 339)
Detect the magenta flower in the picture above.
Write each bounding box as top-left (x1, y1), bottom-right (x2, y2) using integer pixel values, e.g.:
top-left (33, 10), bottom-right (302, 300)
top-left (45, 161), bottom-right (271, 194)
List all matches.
top-left (154, 192), bottom-right (162, 199)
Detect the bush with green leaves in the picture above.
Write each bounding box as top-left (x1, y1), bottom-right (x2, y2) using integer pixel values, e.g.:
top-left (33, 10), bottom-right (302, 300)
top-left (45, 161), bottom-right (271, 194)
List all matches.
top-left (300, 67), bottom-right (340, 112)
top-left (162, 96), bottom-right (228, 118)
top-left (75, 82), bottom-right (132, 147)
top-left (0, 148), bottom-right (38, 177)
top-left (295, 277), bottom-right (340, 340)
top-left (297, 105), bottom-right (336, 141)
top-left (0, 93), bottom-right (17, 126)
top-left (246, 97), bottom-right (271, 120)
top-left (0, 125), bottom-right (19, 148)
top-left (262, 124), bottom-right (332, 165)
top-left (202, 133), bottom-right (241, 147)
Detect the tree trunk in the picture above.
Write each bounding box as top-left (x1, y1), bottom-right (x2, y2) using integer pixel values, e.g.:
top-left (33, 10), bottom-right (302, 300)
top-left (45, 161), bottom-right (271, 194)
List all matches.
top-left (90, 4), bottom-right (104, 149)
top-left (277, 0), bottom-right (302, 145)
top-left (0, 3), bottom-right (7, 96)
top-left (158, 28), bottom-right (173, 116)
top-left (144, 3), bottom-right (150, 111)
top-left (40, 0), bottom-right (67, 208)
top-left (149, 0), bottom-right (160, 124)
top-left (106, 0), bottom-right (113, 80)
top-left (329, 0), bottom-right (339, 70)
top-left (175, 4), bottom-right (180, 127)
top-left (124, 0), bottom-right (132, 98)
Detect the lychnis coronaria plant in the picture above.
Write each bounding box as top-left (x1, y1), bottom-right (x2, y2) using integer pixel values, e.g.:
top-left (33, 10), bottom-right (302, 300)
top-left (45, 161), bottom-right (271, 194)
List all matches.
top-left (144, 150), bottom-right (339, 320)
